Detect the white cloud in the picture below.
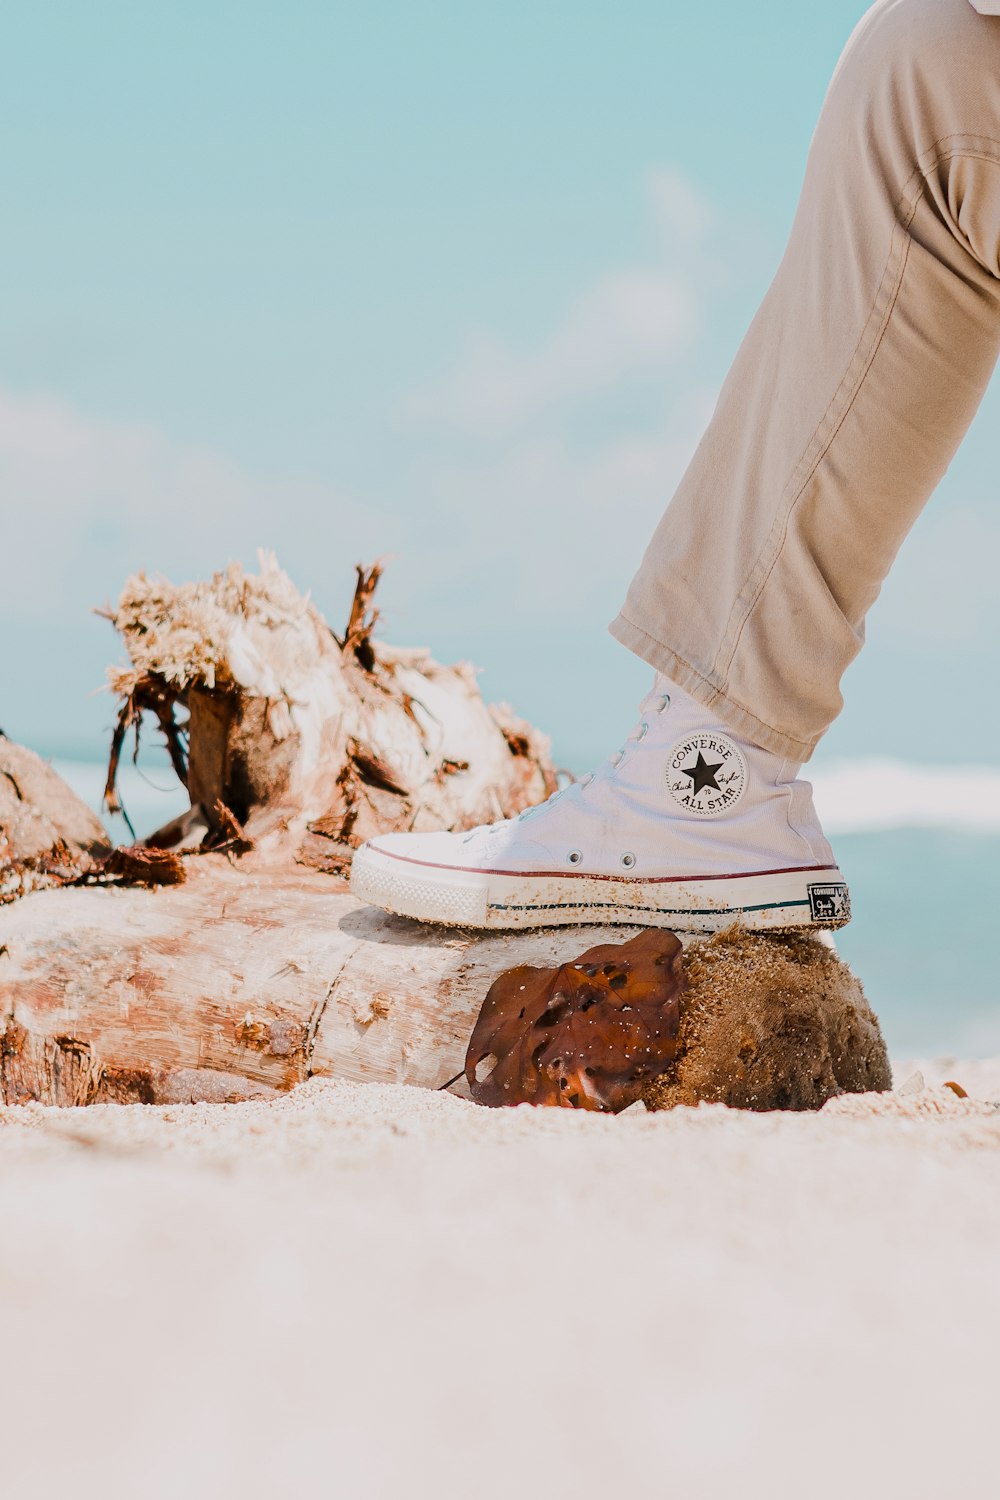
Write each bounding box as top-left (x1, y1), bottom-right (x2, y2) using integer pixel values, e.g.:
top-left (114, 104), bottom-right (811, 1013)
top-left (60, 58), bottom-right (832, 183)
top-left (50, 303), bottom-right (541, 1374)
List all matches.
top-left (588, 387), bottom-right (717, 495)
top-left (874, 503), bottom-right (1000, 647)
top-left (0, 388), bottom-right (368, 620)
top-left (0, 167), bottom-right (722, 759)
top-left (1, 169), bottom-right (717, 640)
top-left (0, 381), bottom-right (711, 652)
top-left (811, 757), bottom-right (1000, 834)
top-left (648, 166), bottom-right (714, 246)
top-left (398, 385), bottom-right (718, 635)
top-left (405, 170), bottom-right (711, 437)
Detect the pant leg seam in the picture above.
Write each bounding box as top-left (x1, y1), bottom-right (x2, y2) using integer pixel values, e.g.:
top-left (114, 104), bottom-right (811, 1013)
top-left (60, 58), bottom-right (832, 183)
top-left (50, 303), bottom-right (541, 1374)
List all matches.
top-left (719, 229), bottom-right (912, 675)
top-left (716, 135), bottom-right (1000, 683)
top-left (716, 208), bottom-right (915, 677)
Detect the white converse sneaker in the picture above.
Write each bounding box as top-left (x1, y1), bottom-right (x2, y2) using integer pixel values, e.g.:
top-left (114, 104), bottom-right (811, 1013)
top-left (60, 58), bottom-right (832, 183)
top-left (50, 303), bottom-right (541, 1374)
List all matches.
top-left (350, 677), bottom-right (850, 933)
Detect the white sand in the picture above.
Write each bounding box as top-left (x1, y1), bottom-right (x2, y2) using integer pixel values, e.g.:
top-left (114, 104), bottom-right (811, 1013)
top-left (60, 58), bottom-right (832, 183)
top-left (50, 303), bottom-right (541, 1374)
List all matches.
top-left (1, 1064), bottom-right (998, 1500)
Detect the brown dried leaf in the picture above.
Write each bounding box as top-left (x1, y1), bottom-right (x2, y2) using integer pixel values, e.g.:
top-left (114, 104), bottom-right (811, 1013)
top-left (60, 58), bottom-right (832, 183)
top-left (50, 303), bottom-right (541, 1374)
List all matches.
top-left (349, 741), bottom-right (409, 796)
top-left (203, 798), bottom-right (254, 854)
top-left (92, 845), bottom-right (186, 888)
top-left (465, 929), bottom-right (685, 1113)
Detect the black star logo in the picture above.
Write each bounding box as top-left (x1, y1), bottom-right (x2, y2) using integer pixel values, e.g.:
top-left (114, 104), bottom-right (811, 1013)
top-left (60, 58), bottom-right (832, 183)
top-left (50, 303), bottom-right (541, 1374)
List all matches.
top-left (681, 751), bottom-right (724, 797)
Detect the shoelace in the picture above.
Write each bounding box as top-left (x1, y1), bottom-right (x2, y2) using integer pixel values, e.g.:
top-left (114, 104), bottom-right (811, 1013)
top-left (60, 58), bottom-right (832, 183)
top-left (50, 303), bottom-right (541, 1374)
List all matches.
top-left (605, 687), bottom-right (671, 773)
top-left (464, 688), bottom-right (672, 841)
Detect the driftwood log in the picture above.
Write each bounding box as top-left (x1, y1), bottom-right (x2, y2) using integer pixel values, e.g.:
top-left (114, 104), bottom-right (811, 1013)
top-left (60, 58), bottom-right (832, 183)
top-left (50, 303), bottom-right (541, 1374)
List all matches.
top-left (0, 557), bottom-right (891, 1111)
top-left (0, 865), bottom-right (890, 1109)
top-left (0, 736), bottom-right (109, 901)
top-left (100, 552), bottom-right (557, 864)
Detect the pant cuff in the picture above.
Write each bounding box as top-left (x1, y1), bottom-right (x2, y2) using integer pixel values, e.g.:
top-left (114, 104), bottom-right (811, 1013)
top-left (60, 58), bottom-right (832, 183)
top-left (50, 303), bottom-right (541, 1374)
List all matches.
top-left (608, 612), bottom-right (819, 764)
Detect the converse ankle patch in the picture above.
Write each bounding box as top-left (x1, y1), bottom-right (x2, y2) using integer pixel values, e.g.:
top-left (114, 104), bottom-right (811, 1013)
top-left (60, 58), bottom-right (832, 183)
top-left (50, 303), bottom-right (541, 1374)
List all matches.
top-left (666, 732), bottom-right (747, 817)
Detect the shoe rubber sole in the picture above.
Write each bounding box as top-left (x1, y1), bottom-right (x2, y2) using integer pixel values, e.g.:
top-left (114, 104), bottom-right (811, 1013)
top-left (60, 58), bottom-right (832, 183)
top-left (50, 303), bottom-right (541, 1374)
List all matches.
top-left (350, 844), bottom-right (851, 933)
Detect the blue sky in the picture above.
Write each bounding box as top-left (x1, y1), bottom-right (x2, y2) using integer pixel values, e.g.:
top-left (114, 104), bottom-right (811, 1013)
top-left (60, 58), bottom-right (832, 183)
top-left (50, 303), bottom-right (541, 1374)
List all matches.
top-left (4, 0), bottom-right (1000, 769)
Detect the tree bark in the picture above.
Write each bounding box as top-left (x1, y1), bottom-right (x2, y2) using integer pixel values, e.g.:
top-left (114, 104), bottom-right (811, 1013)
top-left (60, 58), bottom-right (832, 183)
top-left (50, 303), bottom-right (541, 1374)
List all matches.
top-left (0, 861), bottom-right (652, 1104)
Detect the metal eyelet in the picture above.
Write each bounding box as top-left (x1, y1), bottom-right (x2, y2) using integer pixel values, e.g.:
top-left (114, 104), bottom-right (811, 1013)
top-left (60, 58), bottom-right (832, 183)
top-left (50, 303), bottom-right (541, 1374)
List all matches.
top-left (657, 693), bottom-right (671, 713)
top-left (567, 850), bottom-right (583, 866)
top-left (581, 773), bottom-right (594, 787)
top-left (620, 851), bottom-right (636, 869)
top-left (610, 751), bottom-right (624, 768)
top-left (636, 721), bottom-right (649, 741)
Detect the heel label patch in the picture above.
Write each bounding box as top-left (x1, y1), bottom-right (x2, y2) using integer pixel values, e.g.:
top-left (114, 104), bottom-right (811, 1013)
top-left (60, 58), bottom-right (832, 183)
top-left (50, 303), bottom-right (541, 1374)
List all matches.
top-left (807, 882), bottom-right (850, 922)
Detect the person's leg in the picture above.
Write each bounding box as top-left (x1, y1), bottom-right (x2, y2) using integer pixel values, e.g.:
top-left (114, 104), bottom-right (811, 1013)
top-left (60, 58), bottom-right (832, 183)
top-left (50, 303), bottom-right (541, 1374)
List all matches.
top-left (612, 0), bottom-right (1000, 762)
top-left (350, 0), bottom-right (1000, 932)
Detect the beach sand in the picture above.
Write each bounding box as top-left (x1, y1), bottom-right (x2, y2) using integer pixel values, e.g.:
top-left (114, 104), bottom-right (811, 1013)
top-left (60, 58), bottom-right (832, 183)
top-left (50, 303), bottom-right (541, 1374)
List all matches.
top-left (0, 1061), bottom-right (997, 1499)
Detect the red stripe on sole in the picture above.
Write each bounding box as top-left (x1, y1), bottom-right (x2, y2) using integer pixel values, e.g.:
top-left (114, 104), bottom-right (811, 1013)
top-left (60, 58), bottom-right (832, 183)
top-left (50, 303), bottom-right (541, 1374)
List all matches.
top-left (367, 846), bottom-right (837, 886)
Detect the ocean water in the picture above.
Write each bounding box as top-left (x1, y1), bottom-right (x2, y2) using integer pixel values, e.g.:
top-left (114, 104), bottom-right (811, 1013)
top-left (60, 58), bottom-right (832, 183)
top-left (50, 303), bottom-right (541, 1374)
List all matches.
top-left (49, 755), bottom-right (1000, 1060)
top-left (832, 828), bottom-right (1000, 1057)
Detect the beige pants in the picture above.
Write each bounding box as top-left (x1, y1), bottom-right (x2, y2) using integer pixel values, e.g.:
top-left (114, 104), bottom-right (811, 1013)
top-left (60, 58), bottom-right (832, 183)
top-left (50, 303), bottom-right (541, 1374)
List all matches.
top-left (612, 0), bottom-right (1000, 762)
